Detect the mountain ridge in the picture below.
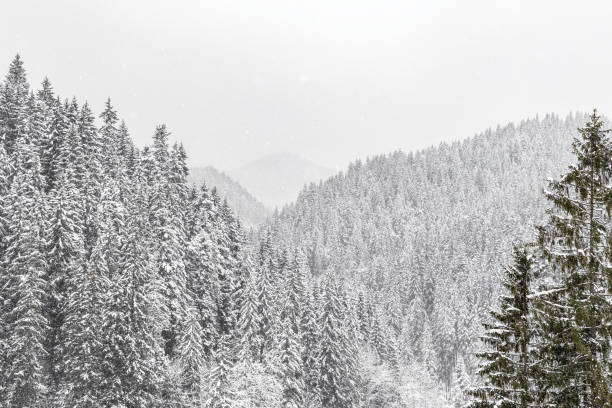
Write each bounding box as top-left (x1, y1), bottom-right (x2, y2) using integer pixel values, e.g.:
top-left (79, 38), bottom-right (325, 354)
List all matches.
top-left (187, 166), bottom-right (271, 227)
top-left (228, 152), bottom-right (334, 209)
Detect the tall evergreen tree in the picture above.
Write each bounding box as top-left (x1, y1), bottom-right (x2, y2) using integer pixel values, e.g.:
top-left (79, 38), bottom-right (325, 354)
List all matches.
top-left (0, 55), bottom-right (29, 153)
top-left (187, 224), bottom-right (219, 359)
top-left (45, 172), bottom-right (84, 383)
top-left (117, 119), bottom-right (133, 175)
top-left (99, 214), bottom-right (165, 407)
top-left (534, 110), bottom-right (612, 407)
top-left (178, 309), bottom-right (206, 407)
top-left (77, 102), bottom-right (103, 257)
top-left (99, 98), bottom-right (119, 176)
top-left (0, 143), bottom-right (10, 257)
top-left (279, 321), bottom-right (305, 408)
top-left (59, 248), bottom-right (108, 407)
top-left (300, 291), bottom-right (320, 402)
top-left (43, 97), bottom-right (68, 191)
top-left (254, 264), bottom-right (274, 362)
top-left (207, 335), bottom-right (234, 408)
top-left (468, 247), bottom-right (534, 408)
top-left (282, 251), bottom-right (307, 332)
top-left (150, 124), bottom-right (189, 359)
top-left (237, 268), bottom-right (263, 362)
top-left (0, 136), bottom-right (49, 406)
top-left (318, 277), bottom-right (360, 408)
top-left (3, 249), bottom-right (49, 407)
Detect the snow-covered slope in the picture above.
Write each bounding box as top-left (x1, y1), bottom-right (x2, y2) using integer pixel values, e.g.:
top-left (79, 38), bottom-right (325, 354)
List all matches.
top-left (262, 113), bottom-right (587, 394)
top-left (188, 166), bottom-right (271, 227)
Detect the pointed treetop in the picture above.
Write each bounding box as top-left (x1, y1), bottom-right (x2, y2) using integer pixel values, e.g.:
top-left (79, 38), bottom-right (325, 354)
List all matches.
top-left (153, 124), bottom-right (169, 146)
top-left (119, 119), bottom-right (128, 132)
top-left (152, 124), bottom-right (170, 166)
top-left (81, 101), bottom-right (91, 112)
top-left (4, 54), bottom-right (29, 102)
top-left (37, 77), bottom-right (55, 104)
top-left (100, 97), bottom-right (118, 126)
top-left (70, 96), bottom-right (79, 110)
top-left (7, 54), bottom-right (26, 81)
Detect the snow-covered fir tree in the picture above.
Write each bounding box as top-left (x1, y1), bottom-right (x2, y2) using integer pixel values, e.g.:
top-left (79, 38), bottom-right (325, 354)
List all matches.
top-left (178, 308), bottom-right (206, 407)
top-left (0, 135), bottom-right (49, 406)
top-left (468, 247), bottom-right (535, 408)
top-left (532, 110), bottom-right (612, 407)
top-left (279, 320), bottom-right (305, 408)
top-left (318, 277), bottom-right (360, 408)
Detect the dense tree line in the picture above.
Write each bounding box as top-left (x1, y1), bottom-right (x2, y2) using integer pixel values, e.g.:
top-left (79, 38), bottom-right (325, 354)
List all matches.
top-left (0, 56), bottom-right (367, 407)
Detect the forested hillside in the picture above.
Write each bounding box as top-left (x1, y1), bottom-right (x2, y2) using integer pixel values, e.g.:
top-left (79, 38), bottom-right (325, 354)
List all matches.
top-left (188, 166), bottom-right (271, 227)
top-left (263, 113), bottom-right (590, 400)
top-left (0, 56), bottom-right (404, 407)
top-left (1, 53), bottom-right (609, 408)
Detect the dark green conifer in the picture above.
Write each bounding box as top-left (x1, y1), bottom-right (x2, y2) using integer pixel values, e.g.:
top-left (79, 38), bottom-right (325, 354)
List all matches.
top-left (468, 247), bottom-right (534, 408)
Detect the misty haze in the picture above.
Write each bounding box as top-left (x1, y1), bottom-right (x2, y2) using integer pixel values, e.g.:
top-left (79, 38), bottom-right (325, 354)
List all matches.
top-left (0, 1), bottom-right (611, 407)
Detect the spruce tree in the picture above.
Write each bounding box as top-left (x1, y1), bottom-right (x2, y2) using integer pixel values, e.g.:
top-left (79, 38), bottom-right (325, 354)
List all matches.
top-left (0, 136), bottom-right (49, 406)
top-left (0, 143), bottom-right (10, 257)
top-left (45, 172), bottom-right (84, 389)
top-left (178, 309), bottom-right (206, 407)
top-left (43, 97), bottom-right (69, 191)
top-left (117, 119), bottom-right (133, 175)
top-left (318, 277), bottom-right (360, 408)
top-left (279, 321), bottom-right (305, 408)
top-left (356, 291), bottom-right (371, 343)
top-left (534, 110), bottom-right (612, 407)
top-left (36, 77), bottom-right (58, 192)
top-left (150, 124), bottom-right (189, 359)
top-left (282, 251), bottom-right (307, 332)
top-left (98, 98), bottom-right (119, 176)
top-left (207, 335), bottom-right (234, 408)
top-left (255, 264), bottom-right (274, 362)
top-left (99, 214), bottom-right (165, 407)
top-left (187, 224), bottom-right (219, 358)
top-left (214, 201), bottom-right (241, 343)
top-left (300, 291), bottom-right (320, 401)
top-left (370, 313), bottom-right (388, 363)
top-left (468, 247), bottom-right (534, 408)
top-left (36, 77), bottom-right (55, 107)
top-left (0, 55), bottom-right (29, 154)
top-left (237, 268), bottom-right (263, 362)
top-left (59, 250), bottom-right (108, 407)
top-left (3, 252), bottom-right (49, 407)
top-left (25, 93), bottom-right (50, 166)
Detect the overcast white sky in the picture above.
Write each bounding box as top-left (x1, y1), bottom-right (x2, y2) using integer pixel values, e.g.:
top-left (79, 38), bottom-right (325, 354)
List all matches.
top-left (2, 0), bottom-right (612, 170)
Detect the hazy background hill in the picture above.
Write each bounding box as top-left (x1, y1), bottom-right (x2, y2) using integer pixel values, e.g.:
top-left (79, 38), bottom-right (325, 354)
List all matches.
top-left (188, 166), bottom-right (271, 227)
top-left (262, 113), bottom-right (587, 394)
top-left (228, 152), bottom-right (334, 209)
top-left (187, 153), bottom-right (334, 226)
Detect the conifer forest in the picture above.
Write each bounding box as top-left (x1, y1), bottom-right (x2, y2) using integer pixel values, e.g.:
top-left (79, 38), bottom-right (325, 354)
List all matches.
top-left (1, 8), bottom-right (612, 408)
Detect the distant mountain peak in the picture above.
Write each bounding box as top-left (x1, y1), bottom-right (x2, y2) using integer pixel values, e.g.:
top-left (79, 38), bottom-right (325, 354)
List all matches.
top-left (228, 153), bottom-right (334, 209)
